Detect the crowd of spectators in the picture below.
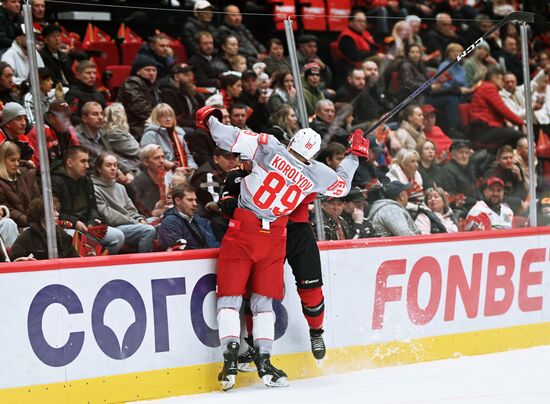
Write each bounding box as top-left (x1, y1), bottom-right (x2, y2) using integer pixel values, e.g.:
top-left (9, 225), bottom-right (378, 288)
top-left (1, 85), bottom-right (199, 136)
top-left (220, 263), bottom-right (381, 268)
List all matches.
top-left (0, 0), bottom-right (550, 260)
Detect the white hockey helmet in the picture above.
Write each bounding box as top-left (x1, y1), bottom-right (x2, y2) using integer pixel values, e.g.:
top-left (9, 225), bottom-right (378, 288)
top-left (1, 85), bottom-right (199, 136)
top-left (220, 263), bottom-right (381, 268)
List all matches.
top-left (288, 128), bottom-right (322, 161)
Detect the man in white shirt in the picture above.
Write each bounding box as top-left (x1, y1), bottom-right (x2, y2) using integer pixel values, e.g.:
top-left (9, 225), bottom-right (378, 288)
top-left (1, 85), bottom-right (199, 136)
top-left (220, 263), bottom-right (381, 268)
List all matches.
top-left (1, 24), bottom-right (44, 86)
top-left (465, 177), bottom-right (513, 231)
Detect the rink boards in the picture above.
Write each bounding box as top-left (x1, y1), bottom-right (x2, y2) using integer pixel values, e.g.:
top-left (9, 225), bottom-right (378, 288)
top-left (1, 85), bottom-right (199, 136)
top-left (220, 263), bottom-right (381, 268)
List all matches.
top-left (0, 227), bottom-right (549, 403)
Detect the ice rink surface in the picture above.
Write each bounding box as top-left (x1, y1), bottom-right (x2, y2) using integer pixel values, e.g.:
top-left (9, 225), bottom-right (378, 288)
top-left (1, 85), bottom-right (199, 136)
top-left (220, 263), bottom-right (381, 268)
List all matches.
top-left (140, 345), bottom-right (550, 404)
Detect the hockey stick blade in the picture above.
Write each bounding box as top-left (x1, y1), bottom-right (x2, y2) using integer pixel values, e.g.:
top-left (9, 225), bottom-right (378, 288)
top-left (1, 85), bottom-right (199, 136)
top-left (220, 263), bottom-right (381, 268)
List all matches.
top-left (363, 11), bottom-right (536, 137)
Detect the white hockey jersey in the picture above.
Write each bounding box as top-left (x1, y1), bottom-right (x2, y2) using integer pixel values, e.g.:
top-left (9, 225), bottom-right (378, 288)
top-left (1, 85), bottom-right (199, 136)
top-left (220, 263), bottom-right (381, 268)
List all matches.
top-left (208, 117), bottom-right (358, 222)
top-left (465, 200), bottom-right (513, 231)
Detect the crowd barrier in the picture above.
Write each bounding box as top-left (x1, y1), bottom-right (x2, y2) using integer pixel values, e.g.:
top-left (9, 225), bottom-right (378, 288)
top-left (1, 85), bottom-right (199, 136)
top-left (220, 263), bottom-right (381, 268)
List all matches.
top-left (0, 227), bottom-right (549, 403)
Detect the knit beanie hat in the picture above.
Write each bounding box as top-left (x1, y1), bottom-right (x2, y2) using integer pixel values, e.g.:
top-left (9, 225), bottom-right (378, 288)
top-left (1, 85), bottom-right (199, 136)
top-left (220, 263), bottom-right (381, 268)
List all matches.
top-left (131, 55), bottom-right (158, 76)
top-left (0, 102), bottom-right (27, 126)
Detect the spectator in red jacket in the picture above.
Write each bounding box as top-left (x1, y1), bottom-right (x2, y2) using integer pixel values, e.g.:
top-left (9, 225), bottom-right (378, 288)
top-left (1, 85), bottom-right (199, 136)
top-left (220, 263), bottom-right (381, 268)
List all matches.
top-left (469, 65), bottom-right (525, 149)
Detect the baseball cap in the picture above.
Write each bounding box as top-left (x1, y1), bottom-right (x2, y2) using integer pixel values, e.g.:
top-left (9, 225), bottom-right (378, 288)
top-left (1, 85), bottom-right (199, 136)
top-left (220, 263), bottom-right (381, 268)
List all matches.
top-left (304, 62), bottom-right (321, 77)
top-left (384, 181), bottom-right (411, 200)
top-left (0, 102), bottom-right (26, 126)
top-left (342, 187), bottom-right (367, 202)
top-left (47, 100), bottom-right (71, 117)
top-left (421, 104), bottom-right (436, 115)
top-left (194, 0), bottom-right (214, 11)
top-left (213, 147), bottom-right (237, 157)
top-left (480, 176), bottom-right (504, 190)
top-left (449, 139), bottom-right (471, 152)
top-left (42, 24), bottom-right (62, 37)
top-left (297, 34), bottom-right (318, 44)
top-left (172, 63), bottom-right (192, 75)
top-left (241, 70), bottom-right (257, 81)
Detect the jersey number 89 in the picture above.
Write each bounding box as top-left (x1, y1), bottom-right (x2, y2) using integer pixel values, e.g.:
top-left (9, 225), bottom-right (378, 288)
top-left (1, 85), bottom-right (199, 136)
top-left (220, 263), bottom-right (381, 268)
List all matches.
top-left (252, 172), bottom-right (302, 216)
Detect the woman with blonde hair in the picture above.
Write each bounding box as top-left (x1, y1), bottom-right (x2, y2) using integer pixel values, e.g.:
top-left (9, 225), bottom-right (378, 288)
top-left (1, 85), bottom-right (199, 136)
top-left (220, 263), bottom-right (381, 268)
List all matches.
top-left (267, 104), bottom-right (299, 144)
top-left (103, 103), bottom-right (141, 174)
top-left (386, 148), bottom-right (424, 205)
top-left (0, 141), bottom-right (40, 229)
top-left (140, 103), bottom-right (198, 173)
top-left (415, 187), bottom-right (458, 234)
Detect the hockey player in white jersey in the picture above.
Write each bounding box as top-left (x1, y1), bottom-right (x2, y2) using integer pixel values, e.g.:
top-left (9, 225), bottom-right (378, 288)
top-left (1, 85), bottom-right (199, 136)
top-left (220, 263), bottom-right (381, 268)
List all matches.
top-left (195, 106), bottom-right (370, 390)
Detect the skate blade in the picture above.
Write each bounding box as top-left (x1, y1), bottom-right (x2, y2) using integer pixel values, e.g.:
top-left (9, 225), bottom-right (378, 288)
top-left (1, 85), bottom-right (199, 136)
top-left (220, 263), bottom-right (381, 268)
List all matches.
top-left (220, 375), bottom-right (236, 391)
top-left (262, 375), bottom-right (289, 388)
top-left (237, 362), bottom-right (257, 372)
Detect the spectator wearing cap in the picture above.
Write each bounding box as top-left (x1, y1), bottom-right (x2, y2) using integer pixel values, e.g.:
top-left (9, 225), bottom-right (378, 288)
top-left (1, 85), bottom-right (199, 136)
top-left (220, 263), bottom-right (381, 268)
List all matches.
top-left (297, 34), bottom-right (333, 93)
top-left (188, 31), bottom-right (218, 88)
top-left (117, 55), bottom-right (160, 141)
top-left (264, 38), bottom-right (291, 77)
top-left (341, 187), bottom-right (374, 239)
top-left (0, 102), bottom-right (34, 164)
top-left (39, 24), bottom-right (75, 87)
top-left (421, 104), bottom-right (452, 160)
top-left (159, 62), bottom-right (205, 130)
top-left (313, 195), bottom-right (353, 240)
top-left (0, 0), bottom-right (23, 54)
top-left (484, 144), bottom-right (528, 215)
top-left (27, 99), bottom-right (79, 169)
top-left (367, 181), bottom-right (421, 237)
top-left (469, 65), bottom-right (525, 149)
top-left (439, 139), bottom-right (481, 219)
top-left (216, 4), bottom-right (266, 64)
top-left (236, 69), bottom-right (269, 131)
top-left (23, 67), bottom-right (54, 125)
top-left (415, 186), bottom-right (458, 234)
top-left (137, 33), bottom-right (174, 80)
top-left (0, 61), bottom-right (19, 105)
top-left (190, 146), bottom-right (239, 218)
top-left (1, 23), bottom-right (45, 86)
top-left (65, 60), bottom-right (106, 126)
top-left (182, 0), bottom-right (217, 56)
top-left (465, 177), bottom-right (513, 230)
top-left (303, 62), bottom-right (325, 117)
top-left (335, 10), bottom-right (377, 83)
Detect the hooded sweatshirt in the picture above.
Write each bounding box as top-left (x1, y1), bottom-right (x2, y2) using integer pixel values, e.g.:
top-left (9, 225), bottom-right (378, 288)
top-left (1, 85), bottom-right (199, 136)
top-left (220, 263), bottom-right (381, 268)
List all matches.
top-left (367, 199), bottom-right (420, 237)
top-left (92, 175), bottom-right (144, 226)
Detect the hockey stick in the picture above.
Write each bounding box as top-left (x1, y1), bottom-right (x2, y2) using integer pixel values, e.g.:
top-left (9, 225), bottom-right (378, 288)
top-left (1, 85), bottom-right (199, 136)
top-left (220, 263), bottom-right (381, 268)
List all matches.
top-left (363, 11), bottom-right (536, 137)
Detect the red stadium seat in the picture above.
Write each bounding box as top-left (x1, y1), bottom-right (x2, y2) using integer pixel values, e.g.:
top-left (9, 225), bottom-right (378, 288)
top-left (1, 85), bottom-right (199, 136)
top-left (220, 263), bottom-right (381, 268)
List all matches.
top-left (327, 0), bottom-right (351, 32)
top-left (84, 41), bottom-right (120, 73)
top-left (267, 0), bottom-right (297, 31)
top-left (121, 41), bottom-right (142, 65)
top-left (299, 0), bottom-right (326, 31)
top-left (105, 65), bottom-right (131, 98)
top-left (458, 103), bottom-right (471, 126)
top-left (172, 41), bottom-right (188, 63)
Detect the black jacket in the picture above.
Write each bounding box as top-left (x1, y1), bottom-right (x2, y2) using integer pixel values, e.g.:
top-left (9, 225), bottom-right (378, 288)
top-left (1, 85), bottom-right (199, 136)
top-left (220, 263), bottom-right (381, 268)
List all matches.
top-left (10, 223), bottom-right (79, 260)
top-left (39, 46), bottom-right (76, 86)
top-left (440, 159), bottom-right (481, 216)
top-left (188, 53), bottom-right (218, 88)
top-left (186, 127), bottom-right (216, 167)
top-left (0, 8), bottom-right (22, 52)
top-left (137, 43), bottom-right (174, 80)
top-left (181, 17), bottom-right (216, 56)
top-left (216, 22), bottom-right (265, 60)
top-left (158, 77), bottom-right (204, 128)
top-left (65, 80), bottom-right (107, 126)
top-left (51, 165), bottom-right (101, 226)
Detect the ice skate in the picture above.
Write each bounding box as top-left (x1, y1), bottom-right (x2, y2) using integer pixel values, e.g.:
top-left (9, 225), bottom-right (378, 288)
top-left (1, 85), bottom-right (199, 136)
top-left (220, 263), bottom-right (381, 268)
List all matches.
top-left (310, 328), bottom-right (326, 360)
top-left (218, 342), bottom-right (240, 391)
top-left (237, 343), bottom-right (257, 372)
top-left (254, 353), bottom-right (289, 387)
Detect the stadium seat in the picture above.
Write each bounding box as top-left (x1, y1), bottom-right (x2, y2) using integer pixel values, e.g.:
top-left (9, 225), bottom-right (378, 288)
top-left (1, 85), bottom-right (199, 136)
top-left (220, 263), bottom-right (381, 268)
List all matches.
top-left (121, 41), bottom-right (143, 65)
top-left (105, 65), bottom-right (131, 98)
top-left (267, 0), bottom-right (297, 31)
top-left (327, 0), bottom-right (351, 32)
top-left (458, 103), bottom-right (471, 126)
top-left (84, 41), bottom-right (120, 73)
top-left (299, 0), bottom-right (326, 31)
top-left (172, 41), bottom-right (188, 63)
